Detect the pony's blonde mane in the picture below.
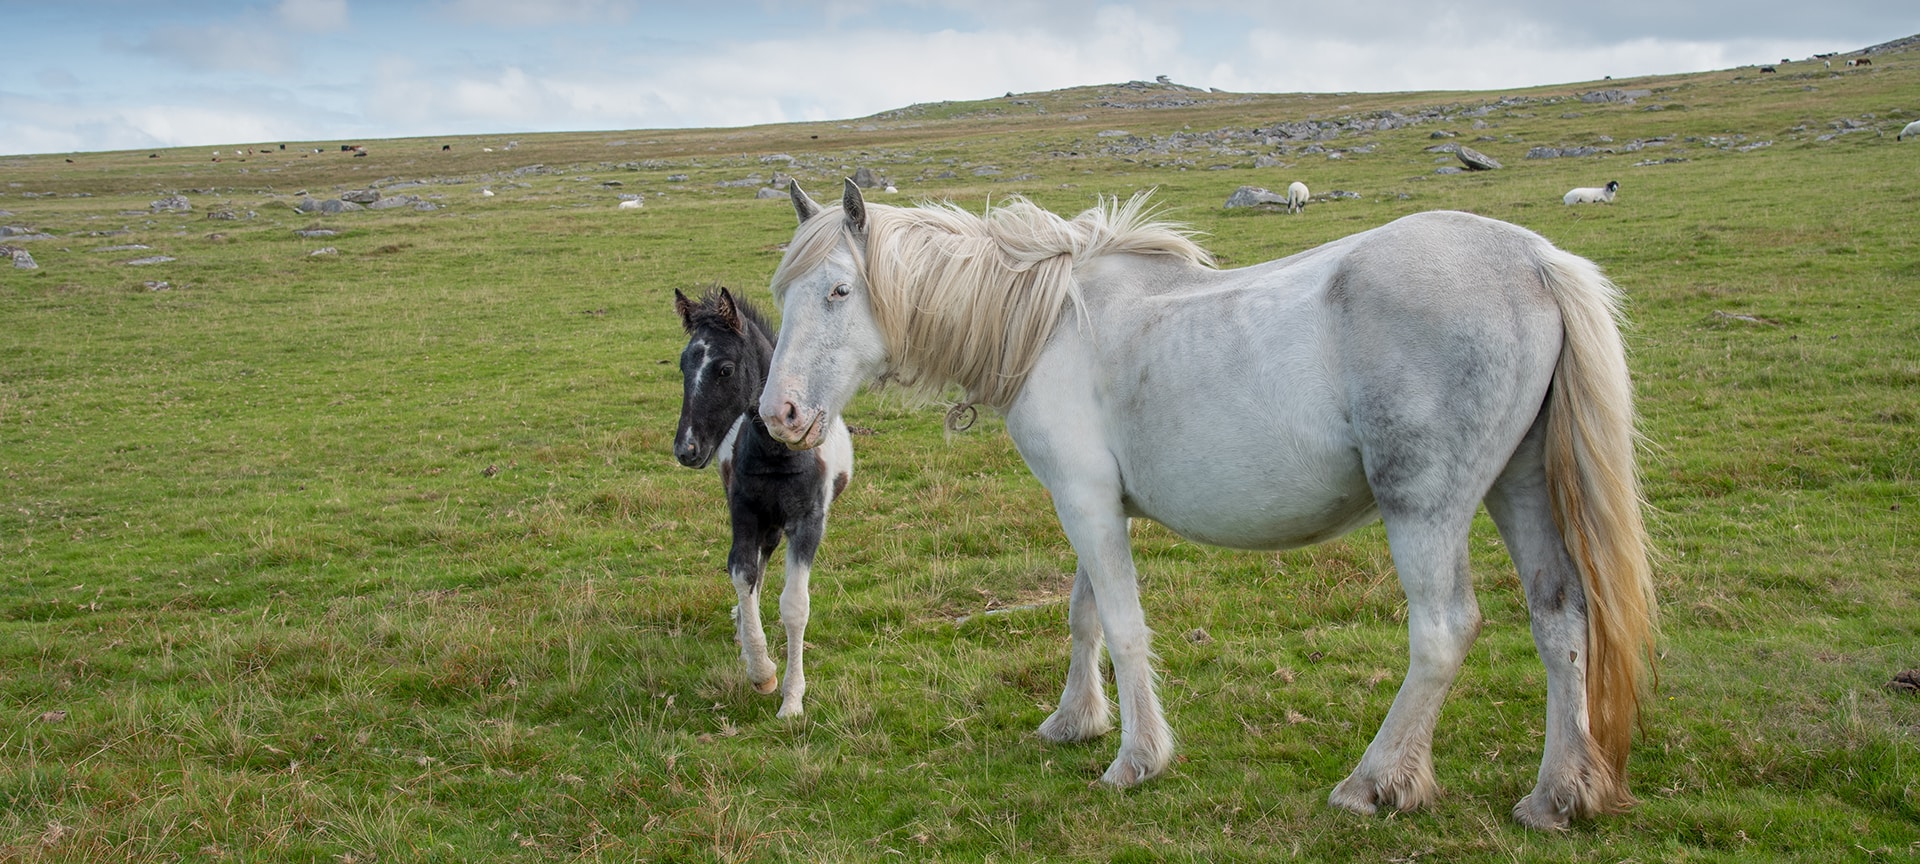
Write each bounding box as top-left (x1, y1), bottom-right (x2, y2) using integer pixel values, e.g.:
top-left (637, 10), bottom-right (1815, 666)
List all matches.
top-left (771, 193), bottom-right (1212, 409)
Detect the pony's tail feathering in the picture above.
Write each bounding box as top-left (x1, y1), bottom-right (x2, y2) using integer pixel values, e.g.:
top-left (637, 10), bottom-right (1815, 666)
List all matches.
top-left (1536, 244), bottom-right (1658, 813)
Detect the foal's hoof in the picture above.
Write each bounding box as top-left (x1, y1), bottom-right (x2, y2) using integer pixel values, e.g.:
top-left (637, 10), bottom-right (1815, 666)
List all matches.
top-left (752, 675), bottom-right (780, 695)
top-left (1099, 752), bottom-right (1166, 789)
top-left (1512, 793), bottom-right (1574, 831)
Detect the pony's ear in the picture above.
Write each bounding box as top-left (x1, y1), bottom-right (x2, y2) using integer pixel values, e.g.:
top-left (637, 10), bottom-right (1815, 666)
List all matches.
top-left (716, 287), bottom-right (745, 334)
top-left (673, 288), bottom-right (696, 332)
top-left (841, 178), bottom-right (867, 236)
top-left (790, 180), bottom-right (821, 224)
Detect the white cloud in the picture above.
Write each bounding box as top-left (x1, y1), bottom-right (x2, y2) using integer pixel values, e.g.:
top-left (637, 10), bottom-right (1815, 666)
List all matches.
top-left (433, 0), bottom-right (634, 27)
top-left (131, 24), bottom-right (294, 75)
top-left (279, 0), bottom-right (351, 32)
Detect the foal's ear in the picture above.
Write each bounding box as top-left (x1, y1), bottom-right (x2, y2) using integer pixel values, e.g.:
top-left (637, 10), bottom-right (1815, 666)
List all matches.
top-left (716, 287), bottom-right (745, 334)
top-left (790, 180), bottom-right (821, 224)
top-left (841, 178), bottom-right (867, 236)
top-left (673, 288), bottom-right (696, 332)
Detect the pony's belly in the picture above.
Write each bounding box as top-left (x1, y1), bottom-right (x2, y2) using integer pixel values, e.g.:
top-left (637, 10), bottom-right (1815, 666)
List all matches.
top-left (1124, 465), bottom-right (1378, 550)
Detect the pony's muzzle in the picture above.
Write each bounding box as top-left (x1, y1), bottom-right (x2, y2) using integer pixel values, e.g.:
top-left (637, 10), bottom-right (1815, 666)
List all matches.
top-left (762, 398), bottom-right (823, 450)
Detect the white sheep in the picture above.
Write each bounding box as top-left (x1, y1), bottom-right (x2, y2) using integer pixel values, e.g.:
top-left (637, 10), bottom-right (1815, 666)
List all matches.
top-left (618, 198), bottom-right (643, 210)
top-left (1900, 120), bottom-right (1920, 141)
top-left (1563, 180), bottom-right (1619, 205)
top-left (1286, 180), bottom-right (1309, 214)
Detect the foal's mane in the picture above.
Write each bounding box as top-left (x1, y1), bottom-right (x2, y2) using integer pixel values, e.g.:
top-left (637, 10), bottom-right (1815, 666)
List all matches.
top-left (685, 285), bottom-right (776, 348)
top-left (770, 192), bottom-right (1212, 409)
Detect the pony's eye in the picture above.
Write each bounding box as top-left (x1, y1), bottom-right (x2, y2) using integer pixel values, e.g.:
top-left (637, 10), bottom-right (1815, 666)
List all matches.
top-left (718, 363), bottom-right (735, 377)
top-left (828, 283), bottom-right (851, 300)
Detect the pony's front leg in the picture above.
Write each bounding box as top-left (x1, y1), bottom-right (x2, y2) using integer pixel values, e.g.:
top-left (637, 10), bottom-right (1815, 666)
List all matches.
top-left (728, 531), bottom-right (779, 694)
top-left (1037, 564), bottom-right (1112, 742)
top-left (1054, 495), bottom-right (1172, 787)
top-left (774, 517), bottom-right (824, 719)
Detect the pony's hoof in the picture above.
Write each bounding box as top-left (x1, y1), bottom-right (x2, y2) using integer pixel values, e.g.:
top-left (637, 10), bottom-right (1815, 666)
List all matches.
top-left (1036, 707), bottom-right (1111, 743)
top-left (1099, 751), bottom-right (1166, 788)
top-left (752, 675), bottom-right (780, 694)
top-left (1512, 793), bottom-right (1573, 831)
top-left (776, 702), bottom-right (804, 720)
top-left (1327, 776), bottom-right (1382, 816)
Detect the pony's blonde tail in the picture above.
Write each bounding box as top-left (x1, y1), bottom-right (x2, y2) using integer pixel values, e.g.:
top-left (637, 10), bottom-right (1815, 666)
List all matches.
top-left (1536, 246), bottom-right (1658, 812)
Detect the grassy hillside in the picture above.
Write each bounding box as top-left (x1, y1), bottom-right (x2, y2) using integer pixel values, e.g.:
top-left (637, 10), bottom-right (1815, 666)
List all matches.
top-left (2, 40), bottom-right (1916, 862)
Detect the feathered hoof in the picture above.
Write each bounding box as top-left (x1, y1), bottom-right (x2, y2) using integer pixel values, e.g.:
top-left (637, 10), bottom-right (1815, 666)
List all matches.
top-left (1328, 767), bottom-right (1437, 816)
top-left (1036, 705), bottom-right (1112, 743)
top-left (1099, 748), bottom-right (1169, 789)
top-left (1512, 793), bottom-right (1574, 831)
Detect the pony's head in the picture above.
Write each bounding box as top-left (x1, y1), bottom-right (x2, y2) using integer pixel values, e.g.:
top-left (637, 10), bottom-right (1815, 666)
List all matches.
top-left (673, 285), bottom-right (774, 468)
top-left (759, 179), bottom-right (1210, 449)
top-left (759, 181), bottom-right (891, 449)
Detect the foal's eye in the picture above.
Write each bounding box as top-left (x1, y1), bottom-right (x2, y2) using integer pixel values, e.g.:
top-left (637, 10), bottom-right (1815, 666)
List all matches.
top-left (718, 363), bottom-right (735, 377)
top-left (828, 283), bottom-right (851, 300)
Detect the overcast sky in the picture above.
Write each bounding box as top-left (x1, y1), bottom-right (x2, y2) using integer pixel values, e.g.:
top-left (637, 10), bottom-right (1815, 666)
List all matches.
top-left (2, 1), bottom-right (1912, 156)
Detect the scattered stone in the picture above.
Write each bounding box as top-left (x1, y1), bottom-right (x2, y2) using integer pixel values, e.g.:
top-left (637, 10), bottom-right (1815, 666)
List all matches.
top-left (295, 198), bottom-right (363, 214)
top-left (205, 208), bottom-right (254, 220)
top-left (1526, 146), bottom-right (1604, 159)
top-left (1435, 166), bottom-right (1465, 174)
top-left (1224, 185), bottom-right (1289, 208)
top-left (1578, 89), bottom-right (1652, 104)
top-left (143, 280), bottom-right (171, 291)
top-left (1456, 146), bottom-right (1503, 170)
top-left (852, 166), bottom-right (882, 188)
top-left (295, 228), bottom-right (337, 238)
top-left (309, 247), bottom-right (339, 256)
top-left (368, 194), bottom-right (425, 210)
top-left (341, 189), bottom-right (380, 204)
top-left (754, 187), bottom-right (785, 199)
top-left (93, 244), bottom-right (151, 252)
top-left (123, 256), bottom-right (175, 266)
top-left (1429, 130), bottom-right (1457, 138)
top-left (666, 174), bottom-right (689, 182)
top-left (150, 194), bottom-right (191, 213)
top-left (1323, 190), bottom-right (1362, 200)
top-left (10, 248), bottom-right (36, 269)
top-left (1254, 154), bottom-right (1289, 168)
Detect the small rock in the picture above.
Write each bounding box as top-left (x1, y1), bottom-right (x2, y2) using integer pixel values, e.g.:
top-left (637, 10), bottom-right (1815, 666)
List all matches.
top-left (143, 280), bottom-right (171, 291)
top-left (1457, 146), bottom-right (1503, 170)
top-left (754, 187), bottom-right (784, 199)
top-left (341, 189), bottom-right (380, 204)
top-left (1224, 185), bottom-right (1288, 208)
top-left (1435, 166), bottom-right (1465, 175)
top-left (123, 255), bottom-right (176, 266)
top-left (308, 247), bottom-right (339, 256)
top-left (294, 228), bottom-right (337, 238)
top-left (150, 194), bottom-right (191, 213)
top-left (11, 249), bottom-right (37, 269)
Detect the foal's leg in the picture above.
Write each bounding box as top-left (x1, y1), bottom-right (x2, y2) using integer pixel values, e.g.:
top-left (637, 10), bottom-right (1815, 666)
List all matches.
top-left (1037, 564), bottom-right (1112, 742)
top-left (774, 513), bottom-right (824, 718)
top-left (728, 521), bottom-right (780, 694)
top-left (1329, 505), bottom-right (1482, 815)
top-left (1485, 423), bottom-right (1621, 829)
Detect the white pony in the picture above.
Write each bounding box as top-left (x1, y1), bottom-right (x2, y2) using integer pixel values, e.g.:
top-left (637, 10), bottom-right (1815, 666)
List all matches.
top-left (1564, 180), bottom-right (1619, 205)
top-left (760, 181), bottom-right (1656, 830)
top-left (1286, 180), bottom-right (1309, 214)
top-left (1899, 120), bottom-right (1920, 141)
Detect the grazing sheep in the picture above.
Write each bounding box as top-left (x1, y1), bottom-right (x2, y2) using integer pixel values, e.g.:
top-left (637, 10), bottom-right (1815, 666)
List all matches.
top-left (618, 198), bottom-right (643, 210)
top-left (1563, 180), bottom-right (1619, 205)
top-left (1900, 121), bottom-right (1920, 141)
top-left (1286, 180), bottom-right (1309, 214)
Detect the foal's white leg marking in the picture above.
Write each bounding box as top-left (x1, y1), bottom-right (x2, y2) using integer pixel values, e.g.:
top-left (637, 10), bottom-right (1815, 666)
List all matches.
top-left (1486, 424), bottom-right (1611, 829)
top-left (1052, 492), bottom-right (1172, 787)
top-left (1037, 564), bottom-right (1112, 742)
top-left (1329, 514), bottom-right (1481, 814)
top-left (731, 564), bottom-right (778, 693)
top-left (775, 547), bottom-right (811, 718)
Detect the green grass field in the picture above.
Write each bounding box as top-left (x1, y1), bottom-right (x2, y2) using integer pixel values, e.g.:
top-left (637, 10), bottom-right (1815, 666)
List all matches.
top-left (2, 43), bottom-right (1916, 862)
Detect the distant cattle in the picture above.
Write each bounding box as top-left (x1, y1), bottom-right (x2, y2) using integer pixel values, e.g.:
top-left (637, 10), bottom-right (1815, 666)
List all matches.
top-left (1760, 66), bottom-right (1776, 74)
top-left (442, 144), bottom-right (452, 151)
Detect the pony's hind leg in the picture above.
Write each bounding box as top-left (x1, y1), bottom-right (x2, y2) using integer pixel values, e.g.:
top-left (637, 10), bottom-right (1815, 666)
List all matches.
top-left (1037, 564), bottom-right (1112, 742)
top-left (1329, 506), bottom-right (1482, 816)
top-left (1484, 424), bottom-right (1625, 829)
top-left (774, 514), bottom-right (824, 718)
top-left (728, 524), bottom-right (780, 694)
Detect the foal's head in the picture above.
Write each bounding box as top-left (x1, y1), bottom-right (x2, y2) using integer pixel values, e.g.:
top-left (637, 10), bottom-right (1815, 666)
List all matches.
top-left (673, 286), bottom-right (775, 468)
